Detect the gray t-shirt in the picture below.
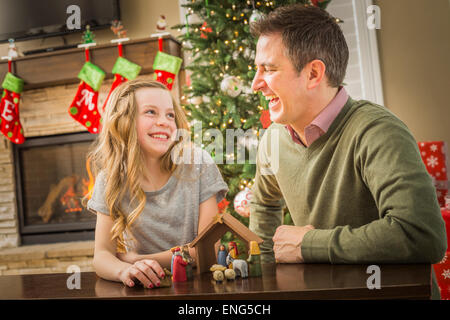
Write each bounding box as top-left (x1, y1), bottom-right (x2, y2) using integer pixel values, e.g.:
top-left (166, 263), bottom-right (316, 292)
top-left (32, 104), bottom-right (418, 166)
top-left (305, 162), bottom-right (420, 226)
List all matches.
top-left (87, 148), bottom-right (228, 254)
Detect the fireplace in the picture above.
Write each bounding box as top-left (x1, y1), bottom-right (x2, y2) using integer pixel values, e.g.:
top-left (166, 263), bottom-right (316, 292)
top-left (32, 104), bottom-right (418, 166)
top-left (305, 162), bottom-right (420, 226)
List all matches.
top-left (13, 132), bottom-right (97, 245)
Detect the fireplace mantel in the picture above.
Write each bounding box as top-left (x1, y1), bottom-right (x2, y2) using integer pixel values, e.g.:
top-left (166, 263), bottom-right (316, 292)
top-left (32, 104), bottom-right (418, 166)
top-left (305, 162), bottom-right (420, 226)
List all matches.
top-left (0, 35), bottom-right (182, 91)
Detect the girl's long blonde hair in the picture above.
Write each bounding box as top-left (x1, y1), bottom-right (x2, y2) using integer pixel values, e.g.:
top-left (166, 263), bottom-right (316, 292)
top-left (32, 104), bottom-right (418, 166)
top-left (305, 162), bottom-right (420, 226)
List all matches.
top-left (87, 79), bottom-right (189, 250)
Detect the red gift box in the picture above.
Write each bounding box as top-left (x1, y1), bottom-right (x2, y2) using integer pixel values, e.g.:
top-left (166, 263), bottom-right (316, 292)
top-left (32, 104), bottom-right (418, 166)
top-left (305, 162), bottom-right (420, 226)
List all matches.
top-left (417, 141), bottom-right (448, 207)
top-left (433, 208), bottom-right (450, 300)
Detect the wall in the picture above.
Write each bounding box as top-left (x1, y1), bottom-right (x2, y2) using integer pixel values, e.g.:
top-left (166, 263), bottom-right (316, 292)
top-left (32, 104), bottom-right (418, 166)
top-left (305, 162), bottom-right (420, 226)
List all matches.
top-left (374, 0), bottom-right (450, 143)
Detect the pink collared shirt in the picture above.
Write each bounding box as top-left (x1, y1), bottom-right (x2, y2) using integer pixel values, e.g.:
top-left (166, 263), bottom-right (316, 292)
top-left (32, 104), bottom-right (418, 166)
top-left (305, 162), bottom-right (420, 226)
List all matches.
top-left (286, 87), bottom-right (349, 147)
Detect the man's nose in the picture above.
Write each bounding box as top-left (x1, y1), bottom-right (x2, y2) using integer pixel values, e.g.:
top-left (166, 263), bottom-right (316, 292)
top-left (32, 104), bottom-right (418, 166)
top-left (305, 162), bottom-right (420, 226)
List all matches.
top-left (251, 69), bottom-right (264, 92)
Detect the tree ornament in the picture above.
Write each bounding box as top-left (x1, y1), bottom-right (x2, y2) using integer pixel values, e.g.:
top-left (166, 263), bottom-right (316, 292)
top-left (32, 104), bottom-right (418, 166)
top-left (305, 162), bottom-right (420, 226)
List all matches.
top-left (260, 109), bottom-right (272, 129)
top-left (233, 187), bottom-right (253, 218)
top-left (68, 61), bottom-right (105, 134)
top-left (218, 198), bottom-right (230, 214)
top-left (200, 21), bottom-right (212, 39)
top-left (220, 75), bottom-right (242, 98)
top-left (311, 0), bottom-right (332, 9)
top-left (189, 96), bottom-right (203, 105)
top-left (0, 72), bottom-right (25, 144)
top-left (249, 10), bottom-right (264, 24)
top-left (202, 95), bottom-right (211, 103)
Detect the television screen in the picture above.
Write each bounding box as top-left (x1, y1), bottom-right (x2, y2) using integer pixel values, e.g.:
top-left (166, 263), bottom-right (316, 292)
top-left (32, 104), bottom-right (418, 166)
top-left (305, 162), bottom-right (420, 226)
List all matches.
top-left (0, 0), bottom-right (120, 43)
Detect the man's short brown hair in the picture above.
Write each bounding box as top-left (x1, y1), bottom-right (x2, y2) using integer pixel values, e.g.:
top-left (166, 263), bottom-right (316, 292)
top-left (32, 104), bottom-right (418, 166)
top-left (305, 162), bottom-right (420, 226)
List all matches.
top-left (250, 4), bottom-right (349, 88)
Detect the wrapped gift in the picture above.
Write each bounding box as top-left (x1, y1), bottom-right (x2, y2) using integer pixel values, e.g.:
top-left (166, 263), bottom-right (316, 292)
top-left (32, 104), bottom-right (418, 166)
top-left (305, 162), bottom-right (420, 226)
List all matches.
top-left (417, 141), bottom-right (448, 207)
top-left (433, 208), bottom-right (450, 300)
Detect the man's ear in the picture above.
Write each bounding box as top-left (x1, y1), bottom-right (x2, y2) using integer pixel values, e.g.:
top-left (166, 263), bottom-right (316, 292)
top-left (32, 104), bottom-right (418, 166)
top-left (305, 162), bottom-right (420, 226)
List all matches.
top-left (306, 59), bottom-right (326, 90)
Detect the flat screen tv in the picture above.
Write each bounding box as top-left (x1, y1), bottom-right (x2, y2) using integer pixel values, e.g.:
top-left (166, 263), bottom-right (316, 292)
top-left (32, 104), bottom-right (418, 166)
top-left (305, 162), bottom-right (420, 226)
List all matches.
top-left (0, 0), bottom-right (120, 43)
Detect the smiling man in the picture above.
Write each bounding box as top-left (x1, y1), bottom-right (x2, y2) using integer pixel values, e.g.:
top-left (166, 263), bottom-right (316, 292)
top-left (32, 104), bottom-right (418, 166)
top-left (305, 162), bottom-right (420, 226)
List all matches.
top-left (249, 4), bottom-right (447, 298)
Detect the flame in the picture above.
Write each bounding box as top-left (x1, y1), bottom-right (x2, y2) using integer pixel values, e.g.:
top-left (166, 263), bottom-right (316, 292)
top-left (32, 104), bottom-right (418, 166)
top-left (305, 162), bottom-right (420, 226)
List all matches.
top-left (60, 184), bottom-right (82, 213)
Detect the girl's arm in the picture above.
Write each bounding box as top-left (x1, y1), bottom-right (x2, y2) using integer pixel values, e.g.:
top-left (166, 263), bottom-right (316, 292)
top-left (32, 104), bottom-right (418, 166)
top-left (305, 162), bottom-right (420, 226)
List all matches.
top-left (119, 195), bottom-right (219, 267)
top-left (93, 212), bottom-right (165, 288)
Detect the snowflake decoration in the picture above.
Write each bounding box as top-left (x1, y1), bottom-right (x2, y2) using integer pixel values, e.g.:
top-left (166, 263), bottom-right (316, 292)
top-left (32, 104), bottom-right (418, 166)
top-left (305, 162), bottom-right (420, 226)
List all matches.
top-left (427, 155), bottom-right (439, 168)
top-left (430, 144), bottom-right (438, 152)
top-left (439, 253), bottom-right (448, 264)
top-left (421, 151), bottom-right (426, 156)
top-left (442, 269), bottom-right (450, 280)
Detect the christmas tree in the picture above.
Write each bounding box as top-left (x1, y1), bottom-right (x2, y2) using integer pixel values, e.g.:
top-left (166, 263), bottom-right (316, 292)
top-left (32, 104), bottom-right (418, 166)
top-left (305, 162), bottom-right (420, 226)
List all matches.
top-left (173, 0), bottom-right (331, 242)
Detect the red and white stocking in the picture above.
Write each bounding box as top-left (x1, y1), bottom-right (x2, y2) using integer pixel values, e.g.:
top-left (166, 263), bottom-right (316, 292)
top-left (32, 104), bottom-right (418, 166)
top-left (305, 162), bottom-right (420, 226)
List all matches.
top-left (69, 81), bottom-right (101, 134)
top-left (0, 89), bottom-right (25, 144)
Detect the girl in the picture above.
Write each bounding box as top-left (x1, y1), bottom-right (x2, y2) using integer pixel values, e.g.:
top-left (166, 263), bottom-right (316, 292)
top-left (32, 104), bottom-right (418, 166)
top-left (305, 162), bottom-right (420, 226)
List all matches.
top-left (87, 79), bottom-right (228, 289)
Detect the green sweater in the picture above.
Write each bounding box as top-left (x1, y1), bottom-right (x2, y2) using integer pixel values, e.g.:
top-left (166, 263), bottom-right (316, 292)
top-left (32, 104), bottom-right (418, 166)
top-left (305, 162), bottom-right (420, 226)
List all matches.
top-left (249, 97), bottom-right (447, 267)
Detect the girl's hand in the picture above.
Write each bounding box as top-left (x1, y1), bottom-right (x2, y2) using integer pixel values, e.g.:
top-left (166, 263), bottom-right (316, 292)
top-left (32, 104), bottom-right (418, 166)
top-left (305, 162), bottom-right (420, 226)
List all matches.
top-left (118, 259), bottom-right (166, 289)
top-left (117, 251), bottom-right (139, 264)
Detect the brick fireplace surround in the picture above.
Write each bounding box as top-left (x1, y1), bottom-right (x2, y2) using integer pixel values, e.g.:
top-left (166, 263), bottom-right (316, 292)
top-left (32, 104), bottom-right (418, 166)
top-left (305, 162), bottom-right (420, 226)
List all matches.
top-left (0, 73), bottom-right (179, 275)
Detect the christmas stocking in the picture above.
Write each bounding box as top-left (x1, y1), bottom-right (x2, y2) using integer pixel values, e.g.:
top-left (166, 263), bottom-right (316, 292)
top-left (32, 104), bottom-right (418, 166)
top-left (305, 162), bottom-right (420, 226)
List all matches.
top-left (153, 51), bottom-right (182, 90)
top-left (0, 72), bottom-right (25, 144)
top-left (102, 56), bottom-right (141, 112)
top-left (69, 61), bottom-right (105, 134)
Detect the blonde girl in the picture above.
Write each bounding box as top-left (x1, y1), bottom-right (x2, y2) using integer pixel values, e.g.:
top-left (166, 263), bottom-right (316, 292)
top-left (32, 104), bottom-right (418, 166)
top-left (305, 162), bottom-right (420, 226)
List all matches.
top-left (87, 79), bottom-right (228, 288)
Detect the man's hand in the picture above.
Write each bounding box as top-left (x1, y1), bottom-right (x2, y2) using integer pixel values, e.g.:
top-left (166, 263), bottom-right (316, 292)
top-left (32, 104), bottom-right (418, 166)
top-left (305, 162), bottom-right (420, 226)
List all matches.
top-left (272, 225), bottom-right (315, 263)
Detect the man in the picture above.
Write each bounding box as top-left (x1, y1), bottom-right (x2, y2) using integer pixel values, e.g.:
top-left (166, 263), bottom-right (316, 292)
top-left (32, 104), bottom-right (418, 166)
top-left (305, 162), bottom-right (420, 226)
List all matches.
top-left (249, 4), bottom-right (446, 298)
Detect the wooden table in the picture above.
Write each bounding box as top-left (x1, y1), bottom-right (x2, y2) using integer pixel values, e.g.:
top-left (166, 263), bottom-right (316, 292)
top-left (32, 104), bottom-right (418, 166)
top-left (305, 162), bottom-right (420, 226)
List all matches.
top-left (0, 263), bottom-right (432, 300)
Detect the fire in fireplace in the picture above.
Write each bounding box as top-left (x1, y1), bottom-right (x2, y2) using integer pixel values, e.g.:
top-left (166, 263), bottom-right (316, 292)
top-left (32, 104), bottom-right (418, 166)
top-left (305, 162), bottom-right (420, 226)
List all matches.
top-left (13, 132), bottom-right (97, 245)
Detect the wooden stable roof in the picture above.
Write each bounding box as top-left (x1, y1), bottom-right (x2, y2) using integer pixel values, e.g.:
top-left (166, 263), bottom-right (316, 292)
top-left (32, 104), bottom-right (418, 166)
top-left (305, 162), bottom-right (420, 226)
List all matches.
top-left (190, 213), bottom-right (263, 248)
